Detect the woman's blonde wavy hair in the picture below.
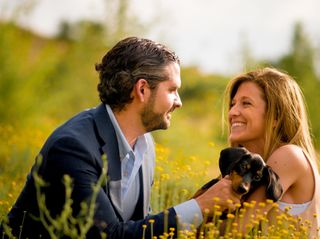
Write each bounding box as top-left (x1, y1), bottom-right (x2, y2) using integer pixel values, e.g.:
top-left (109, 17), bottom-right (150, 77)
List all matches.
top-left (224, 67), bottom-right (317, 165)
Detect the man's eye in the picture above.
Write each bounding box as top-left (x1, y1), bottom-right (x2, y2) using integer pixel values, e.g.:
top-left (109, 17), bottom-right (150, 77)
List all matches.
top-left (243, 101), bottom-right (251, 106)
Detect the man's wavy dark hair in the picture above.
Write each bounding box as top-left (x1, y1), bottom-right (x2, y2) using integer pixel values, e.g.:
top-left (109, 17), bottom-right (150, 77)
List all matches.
top-left (95, 37), bottom-right (180, 111)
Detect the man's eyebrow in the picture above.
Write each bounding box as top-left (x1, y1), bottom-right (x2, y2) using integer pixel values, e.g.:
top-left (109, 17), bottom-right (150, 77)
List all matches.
top-left (168, 85), bottom-right (179, 90)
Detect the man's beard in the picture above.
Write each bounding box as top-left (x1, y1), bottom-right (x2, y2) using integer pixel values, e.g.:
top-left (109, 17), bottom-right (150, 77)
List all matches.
top-left (140, 95), bottom-right (170, 132)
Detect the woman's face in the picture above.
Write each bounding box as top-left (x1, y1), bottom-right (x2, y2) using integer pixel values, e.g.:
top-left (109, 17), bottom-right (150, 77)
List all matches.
top-left (228, 81), bottom-right (267, 150)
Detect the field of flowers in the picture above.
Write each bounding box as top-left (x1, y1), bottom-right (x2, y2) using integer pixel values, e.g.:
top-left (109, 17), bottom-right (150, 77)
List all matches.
top-left (0, 125), bottom-right (317, 239)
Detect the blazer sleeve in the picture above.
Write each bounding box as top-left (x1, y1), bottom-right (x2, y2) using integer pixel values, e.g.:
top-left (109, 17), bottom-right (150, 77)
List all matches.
top-left (40, 136), bottom-right (178, 239)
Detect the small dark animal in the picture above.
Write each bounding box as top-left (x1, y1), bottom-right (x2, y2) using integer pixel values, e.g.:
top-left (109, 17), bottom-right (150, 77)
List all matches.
top-left (193, 147), bottom-right (283, 201)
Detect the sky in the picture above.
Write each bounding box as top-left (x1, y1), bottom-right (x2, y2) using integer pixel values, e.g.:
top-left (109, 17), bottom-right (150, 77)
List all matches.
top-left (1, 0), bottom-right (320, 75)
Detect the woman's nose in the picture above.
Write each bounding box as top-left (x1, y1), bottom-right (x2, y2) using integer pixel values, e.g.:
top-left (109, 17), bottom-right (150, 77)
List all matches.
top-left (228, 104), bottom-right (240, 117)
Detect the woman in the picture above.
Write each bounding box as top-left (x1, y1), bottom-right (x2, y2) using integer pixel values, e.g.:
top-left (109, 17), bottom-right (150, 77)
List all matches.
top-left (224, 67), bottom-right (320, 238)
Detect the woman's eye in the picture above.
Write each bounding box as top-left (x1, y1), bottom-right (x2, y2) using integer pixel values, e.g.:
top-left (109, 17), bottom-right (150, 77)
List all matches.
top-left (243, 101), bottom-right (251, 106)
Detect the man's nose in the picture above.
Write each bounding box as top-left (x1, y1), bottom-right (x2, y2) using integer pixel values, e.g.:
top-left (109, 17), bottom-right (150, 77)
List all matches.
top-left (175, 92), bottom-right (182, 108)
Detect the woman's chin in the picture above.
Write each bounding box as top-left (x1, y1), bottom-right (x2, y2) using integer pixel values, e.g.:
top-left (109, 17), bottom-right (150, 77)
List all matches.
top-left (229, 135), bottom-right (243, 144)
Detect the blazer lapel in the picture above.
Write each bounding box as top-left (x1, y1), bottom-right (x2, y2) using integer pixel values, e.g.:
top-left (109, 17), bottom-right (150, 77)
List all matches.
top-left (130, 167), bottom-right (144, 220)
top-left (93, 104), bottom-right (121, 181)
top-left (92, 104), bottom-right (124, 220)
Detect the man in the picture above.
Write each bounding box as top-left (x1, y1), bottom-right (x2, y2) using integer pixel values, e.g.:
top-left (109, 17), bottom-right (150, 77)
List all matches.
top-left (2, 37), bottom-right (240, 238)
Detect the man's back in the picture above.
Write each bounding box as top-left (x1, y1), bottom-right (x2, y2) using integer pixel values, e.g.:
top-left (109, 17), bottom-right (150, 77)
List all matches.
top-left (5, 106), bottom-right (105, 238)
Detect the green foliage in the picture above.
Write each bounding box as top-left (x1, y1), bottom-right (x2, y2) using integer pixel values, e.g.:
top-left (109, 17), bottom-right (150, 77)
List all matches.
top-left (264, 22), bottom-right (320, 148)
top-left (1, 20), bottom-right (319, 154)
top-left (0, 20), bottom-right (319, 186)
top-left (0, 21), bottom-right (104, 128)
top-left (0, 22), bottom-right (69, 126)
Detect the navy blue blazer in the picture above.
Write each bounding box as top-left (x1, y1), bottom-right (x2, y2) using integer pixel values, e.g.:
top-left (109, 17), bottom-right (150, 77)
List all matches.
top-left (2, 104), bottom-right (178, 239)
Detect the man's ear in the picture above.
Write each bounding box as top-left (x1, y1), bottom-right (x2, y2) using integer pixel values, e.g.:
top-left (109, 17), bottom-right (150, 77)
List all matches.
top-left (134, 79), bottom-right (150, 102)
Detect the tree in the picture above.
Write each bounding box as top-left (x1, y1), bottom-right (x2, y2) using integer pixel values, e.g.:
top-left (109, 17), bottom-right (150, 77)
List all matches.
top-left (276, 22), bottom-right (320, 147)
top-left (103, 0), bottom-right (144, 46)
top-left (278, 22), bottom-right (317, 84)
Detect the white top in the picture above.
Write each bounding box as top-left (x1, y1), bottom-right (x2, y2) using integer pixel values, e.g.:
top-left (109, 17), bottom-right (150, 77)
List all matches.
top-left (277, 201), bottom-right (311, 215)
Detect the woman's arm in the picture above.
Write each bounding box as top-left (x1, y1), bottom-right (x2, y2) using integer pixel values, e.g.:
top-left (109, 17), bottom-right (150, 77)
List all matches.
top-left (235, 144), bottom-right (312, 234)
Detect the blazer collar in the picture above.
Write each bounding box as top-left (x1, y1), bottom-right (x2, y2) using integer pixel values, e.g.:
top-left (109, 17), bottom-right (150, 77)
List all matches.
top-left (93, 104), bottom-right (121, 181)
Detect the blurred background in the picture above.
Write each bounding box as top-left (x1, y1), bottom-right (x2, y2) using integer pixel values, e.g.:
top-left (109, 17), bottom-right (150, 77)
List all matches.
top-left (0, 0), bottom-right (320, 214)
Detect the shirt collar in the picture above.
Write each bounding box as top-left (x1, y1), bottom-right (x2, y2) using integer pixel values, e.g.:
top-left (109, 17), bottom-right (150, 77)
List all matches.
top-left (105, 104), bottom-right (147, 159)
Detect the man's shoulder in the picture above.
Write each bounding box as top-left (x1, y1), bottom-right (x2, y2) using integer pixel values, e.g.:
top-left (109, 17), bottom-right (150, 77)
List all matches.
top-left (67, 105), bottom-right (101, 123)
top-left (46, 105), bottom-right (103, 145)
top-left (58, 104), bottom-right (105, 130)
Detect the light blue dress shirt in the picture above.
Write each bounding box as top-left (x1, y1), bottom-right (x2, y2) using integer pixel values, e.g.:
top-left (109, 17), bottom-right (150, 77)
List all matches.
top-left (106, 105), bottom-right (146, 221)
top-left (105, 105), bottom-right (203, 227)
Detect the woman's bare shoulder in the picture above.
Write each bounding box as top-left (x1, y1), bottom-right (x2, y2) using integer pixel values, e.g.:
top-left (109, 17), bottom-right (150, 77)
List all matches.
top-left (267, 144), bottom-right (310, 175)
